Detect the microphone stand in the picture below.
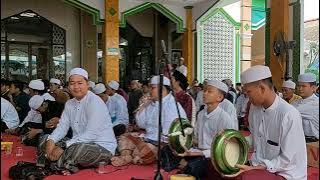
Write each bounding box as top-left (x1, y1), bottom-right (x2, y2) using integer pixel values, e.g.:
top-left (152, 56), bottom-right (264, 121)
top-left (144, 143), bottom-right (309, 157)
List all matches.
top-left (154, 74), bottom-right (163, 180)
top-left (153, 40), bottom-right (186, 180)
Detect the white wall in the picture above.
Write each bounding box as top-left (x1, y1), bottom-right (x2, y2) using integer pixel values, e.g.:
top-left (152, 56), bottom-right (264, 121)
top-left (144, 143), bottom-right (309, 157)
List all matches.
top-left (126, 10), bottom-right (154, 37)
top-left (1, 0), bottom-right (81, 73)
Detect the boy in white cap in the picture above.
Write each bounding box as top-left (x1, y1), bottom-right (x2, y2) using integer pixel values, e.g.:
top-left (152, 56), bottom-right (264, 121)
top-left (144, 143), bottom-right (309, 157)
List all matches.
top-left (29, 79), bottom-right (55, 101)
top-left (93, 83), bottom-right (128, 136)
top-left (49, 78), bottom-right (70, 104)
top-left (292, 73), bottom-right (319, 142)
top-left (16, 95), bottom-right (67, 147)
top-left (40, 67), bottom-right (117, 175)
top-left (1, 97), bottom-right (19, 132)
top-left (281, 80), bottom-right (301, 104)
top-left (227, 65), bottom-right (307, 180)
top-left (178, 79), bottom-right (234, 179)
top-left (111, 75), bottom-right (187, 167)
top-left (105, 80), bottom-right (129, 132)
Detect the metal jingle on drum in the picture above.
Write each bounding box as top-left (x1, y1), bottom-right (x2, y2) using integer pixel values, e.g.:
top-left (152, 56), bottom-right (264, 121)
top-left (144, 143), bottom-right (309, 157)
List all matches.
top-left (168, 118), bottom-right (193, 154)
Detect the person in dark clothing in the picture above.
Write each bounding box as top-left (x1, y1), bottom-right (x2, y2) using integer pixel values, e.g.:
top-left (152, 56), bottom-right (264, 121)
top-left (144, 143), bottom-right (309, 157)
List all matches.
top-left (127, 80), bottom-right (143, 124)
top-left (9, 80), bottom-right (31, 123)
top-left (1, 79), bottom-right (11, 102)
top-left (19, 95), bottom-right (71, 146)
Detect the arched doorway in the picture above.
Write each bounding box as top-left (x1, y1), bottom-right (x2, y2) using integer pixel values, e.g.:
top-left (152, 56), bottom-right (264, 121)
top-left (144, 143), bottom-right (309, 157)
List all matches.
top-left (118, 3), bottom-right (185, 89)
top-left (1, 10), bottom-right (66, 82)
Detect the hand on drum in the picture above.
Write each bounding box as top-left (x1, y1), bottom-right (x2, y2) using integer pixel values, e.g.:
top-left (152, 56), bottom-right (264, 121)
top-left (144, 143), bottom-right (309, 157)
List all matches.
top-left (223, 164), bottom-right (266, 178)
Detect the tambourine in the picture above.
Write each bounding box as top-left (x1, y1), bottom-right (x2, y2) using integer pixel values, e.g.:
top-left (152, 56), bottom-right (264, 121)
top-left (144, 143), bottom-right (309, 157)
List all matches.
top-left (168, 118), bottom-right (193, 154)
top-left (211, 129), bottom-right (248, 175)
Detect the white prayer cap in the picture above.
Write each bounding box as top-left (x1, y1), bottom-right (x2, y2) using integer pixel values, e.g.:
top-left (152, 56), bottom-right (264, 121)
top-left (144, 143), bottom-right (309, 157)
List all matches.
top-left (282, 80), bottom-right (296, 89)
top-left (150, 75), bottom-right (171, 86)
top-left (298, 73), bottom-right (316, 82)
top-left (241, 65), bottom-right (272, 85)
top-left (29, 95), bottom-right (44, 110)
top-left (29, 80), bottom-right (45, 90)
top-left (93, 83), bottom-right (106, 94)
top-left (176, 65), bottom-right (187, 77)
top-left (68, 67), bottom-right (88, 80)
top-left (207, 80), bottom-right (229, 93)
top-left (50, 78), bottom-right (61, 85)
top-left (107, 80), bottom-right (119, 90)
top-left (88, 81), bottom-right (95, 88)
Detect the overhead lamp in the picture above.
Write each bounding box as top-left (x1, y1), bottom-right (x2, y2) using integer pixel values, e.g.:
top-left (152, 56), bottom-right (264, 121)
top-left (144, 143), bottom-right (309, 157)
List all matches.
top-left (10, 17), bottom-right (19, 20)
top-left (20, 12), bottom-right (37, 17)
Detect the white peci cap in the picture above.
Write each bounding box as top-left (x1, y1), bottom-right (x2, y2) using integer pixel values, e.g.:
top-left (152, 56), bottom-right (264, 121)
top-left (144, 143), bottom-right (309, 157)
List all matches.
top-left (93, 83), bottom-right (106, 94)
top-left (50, 78), bottom-right (61, 85)
top-left (29, 80), bottom-right (45, 90)
top-left (107, 80), bottom-right (119, 90)
top-left (298, 73), bottom-right (316, 83)
top-left (282, 80), bottom-right (296, 89)
top-left (68, 68), bottom-right (88, 80)
top-left (241, 65), bottom-right (272, 85)
top-left (150, 75), bottom-right (171, 86)
top-left (29, 95), bottom-right (44, 110)
top-left (207, 80), bottom-right (229, 93)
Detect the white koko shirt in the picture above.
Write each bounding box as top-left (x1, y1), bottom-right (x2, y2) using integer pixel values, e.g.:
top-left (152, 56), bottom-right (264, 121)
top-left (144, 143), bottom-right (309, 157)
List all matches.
top-left (248, 95), bottom-right (307, 180)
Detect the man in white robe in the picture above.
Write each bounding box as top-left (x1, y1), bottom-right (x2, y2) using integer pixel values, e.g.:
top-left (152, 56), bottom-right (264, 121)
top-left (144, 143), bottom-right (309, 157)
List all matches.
top-left (111, 75), bottom-right (187, 167)
top-left (41, 68), bottom-right (117, 174)
top-left (227, 65), bottom-right (307, 180)
top-left (292, 73), bottom-right (319, 141)
top-left (219, 99), bottom-right (238, 130)
top-left (178, 79), bottom-right (234, 179)
top-left (1, 97), bottom-right (19, 132)
top-left (93, 83), bottom-right (128, 136)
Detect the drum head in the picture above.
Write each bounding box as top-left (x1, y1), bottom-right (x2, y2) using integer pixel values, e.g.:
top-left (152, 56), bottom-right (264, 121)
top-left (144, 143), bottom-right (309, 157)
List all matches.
top-left (168, 118), bottom-right (193, 154)
top-left (211, 129), bottom-right (248, 175)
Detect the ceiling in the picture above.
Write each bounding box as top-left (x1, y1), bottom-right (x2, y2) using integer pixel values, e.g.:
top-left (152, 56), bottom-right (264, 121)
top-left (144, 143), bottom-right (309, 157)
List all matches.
top-left (128, 0), bottom-right (208, 6)
top-left (2, 10), bottom-right (53, 38)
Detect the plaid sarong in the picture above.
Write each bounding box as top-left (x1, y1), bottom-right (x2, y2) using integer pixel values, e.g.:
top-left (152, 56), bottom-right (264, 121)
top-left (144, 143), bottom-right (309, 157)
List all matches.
top-left (38, 134), bottom-right (112, 173)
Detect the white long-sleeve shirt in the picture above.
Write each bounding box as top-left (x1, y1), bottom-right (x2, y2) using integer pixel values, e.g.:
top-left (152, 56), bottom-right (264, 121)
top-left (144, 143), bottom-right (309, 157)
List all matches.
top-left (107, 93), bottom-right (129, 127)
top-left (1, 97), bottom-right (19, 129)
top-left (195, 90), bottom-right (204, 112)
top-left (135, 93), bottom-right (187, 142)
top-left (219, 99), bottom-right (238, 130)
top-left (292, 94), bottom-right (319, 139)
top-left (236, 94), bottom-right (249, 118)
top-left (48, 91), bottom-right (117, 155)
top-left (247, 95), bottom-right (307, 180)
top-left (196, 105), bottom-right (234, 158)
top-left (18, 109), bottom-right (42, 127)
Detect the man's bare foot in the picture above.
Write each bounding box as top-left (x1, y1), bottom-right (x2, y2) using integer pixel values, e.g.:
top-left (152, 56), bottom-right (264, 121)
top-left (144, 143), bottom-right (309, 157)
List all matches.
top-left (61, 170), bottom-right (71, 176)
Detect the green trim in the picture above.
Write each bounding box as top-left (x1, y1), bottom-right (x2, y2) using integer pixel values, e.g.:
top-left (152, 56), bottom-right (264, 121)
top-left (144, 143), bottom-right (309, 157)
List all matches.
top-left (63, 0), bottom-right (104, 25)
top-left (265, 8), bottom-right (270, 66)
top-left (199, 8), bottom-right (241, 28)
top-left (292, 2), bottom-right (301, 81)
top-left (236, 31), bottom-right (240, 83)
top-left (119, 2), bottom-right (186, 33)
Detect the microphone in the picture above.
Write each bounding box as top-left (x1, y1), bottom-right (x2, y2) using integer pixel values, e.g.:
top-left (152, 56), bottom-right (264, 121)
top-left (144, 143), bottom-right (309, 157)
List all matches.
top-left (161, 40), bottom-right (167, 55)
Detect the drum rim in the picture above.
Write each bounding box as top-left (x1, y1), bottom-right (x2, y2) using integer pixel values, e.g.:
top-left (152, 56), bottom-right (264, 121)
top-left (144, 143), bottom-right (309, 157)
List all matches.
top-left (168, 118), bottom-right (193, 154)
top-left (211, 129), bottom-right (248, 175)
top-left (221, 131), bottom-right (248, 172)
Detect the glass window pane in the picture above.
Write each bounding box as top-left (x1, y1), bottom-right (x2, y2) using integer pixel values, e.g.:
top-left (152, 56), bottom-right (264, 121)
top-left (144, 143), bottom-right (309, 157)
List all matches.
top-left (8, 44), bottom-right (29, 82)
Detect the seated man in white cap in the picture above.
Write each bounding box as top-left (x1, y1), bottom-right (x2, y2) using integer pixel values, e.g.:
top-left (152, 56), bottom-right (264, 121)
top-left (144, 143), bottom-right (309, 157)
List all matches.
top-left (226, 65), bottom-right (307, 180)
top-left (93, 83), bottom-right (127, 136)
top-left (40, 68), bottom-right (117, 175)
top-left (178, 79), bottom-right (234, 179)
top-left (28, 79), bottom-right (55, 101)
top-left (105, 80), bottom-right (129, 135)
top-left (281, 80), bottom-right (301, 104)
top-left (16, 95), bottom-right (67, 147)
top-left (49, 78), bottom-right (70, 104)
top-left (292, 73), bottom-right (319, 142)
top-left (1, 97), bottom-right (19, 133)
top-left (111, 75), bottom-right (187, 167)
